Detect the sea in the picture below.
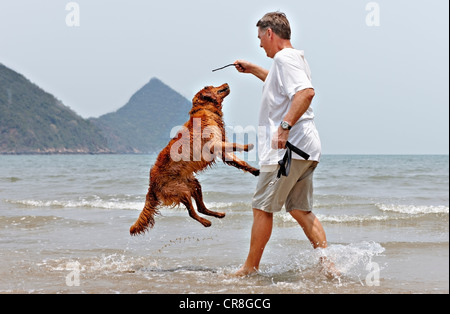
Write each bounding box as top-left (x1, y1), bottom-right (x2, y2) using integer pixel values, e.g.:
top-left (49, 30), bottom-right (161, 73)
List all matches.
top-left (0, 154), bottom-right (448, 294)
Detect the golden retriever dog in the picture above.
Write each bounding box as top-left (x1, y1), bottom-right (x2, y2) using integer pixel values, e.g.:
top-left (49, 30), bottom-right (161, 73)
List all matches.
top-left (130, 83), bottom-right (259, 235)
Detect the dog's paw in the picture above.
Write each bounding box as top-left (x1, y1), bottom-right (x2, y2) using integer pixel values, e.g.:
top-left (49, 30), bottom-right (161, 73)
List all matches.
top-left (244, 144), bottom-right (255, 152)
top-left (216, 212), bottom-right (226, 219)
top-left (251, 169), bottom-right (260, 177)
top-left (200, 218), bottom-right (212, 227)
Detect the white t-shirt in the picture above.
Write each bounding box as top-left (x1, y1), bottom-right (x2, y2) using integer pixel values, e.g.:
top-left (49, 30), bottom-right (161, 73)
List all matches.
top-left (258, 48), bottom-right (321, 167)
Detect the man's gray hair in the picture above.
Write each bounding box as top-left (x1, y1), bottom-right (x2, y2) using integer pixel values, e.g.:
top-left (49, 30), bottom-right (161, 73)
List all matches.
top-left (256, 12), bottom-right (291, 40)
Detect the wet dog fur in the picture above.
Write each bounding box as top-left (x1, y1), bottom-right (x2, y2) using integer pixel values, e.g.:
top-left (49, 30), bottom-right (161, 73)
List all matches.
top-left (130, 83), bottom-right (259, 235)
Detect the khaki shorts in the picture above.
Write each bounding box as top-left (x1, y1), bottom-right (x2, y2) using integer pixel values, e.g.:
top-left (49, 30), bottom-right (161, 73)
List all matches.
top-left (252, 160), bottom-right (318, 213)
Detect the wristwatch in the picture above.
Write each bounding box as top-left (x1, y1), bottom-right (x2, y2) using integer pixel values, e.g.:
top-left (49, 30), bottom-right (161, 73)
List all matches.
top-left (280, 121), bottom-right (292, 130)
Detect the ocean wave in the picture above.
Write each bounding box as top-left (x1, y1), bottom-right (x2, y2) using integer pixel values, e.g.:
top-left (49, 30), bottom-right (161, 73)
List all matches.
top-left (0, 215), bottom-right (63, 229)
top-left (276, 208), bottom-right (449, 225)
top-left (318, 214), bottom-right (392, 223)
top-left (7, 198), bottom-right (448, 223)
top-left (278, 213), bottom-right (395, 224)
top-left (376, 204), bottom-right (449, 215)
top-left (5, 198), bottom-right (251, 212)
top-left (6, 198), bottom-right (143, 210)
top-left (1, 176), bottom-right (21, 182)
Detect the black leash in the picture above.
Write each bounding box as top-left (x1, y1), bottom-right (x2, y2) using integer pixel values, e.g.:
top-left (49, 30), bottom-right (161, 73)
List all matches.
top-left (277, 141), bottom-right (310, 178)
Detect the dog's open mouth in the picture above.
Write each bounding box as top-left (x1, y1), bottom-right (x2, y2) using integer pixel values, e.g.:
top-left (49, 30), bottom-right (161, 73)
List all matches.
top-left (218, 85), bottom-right (230, 95)
top-left (218, 87), bottom-right (229, 93)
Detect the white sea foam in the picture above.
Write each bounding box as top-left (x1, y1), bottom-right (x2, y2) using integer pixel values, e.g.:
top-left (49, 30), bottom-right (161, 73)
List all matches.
top-left (7, 198), bottom-right (250, 212)
top-left (10, 198), bottom-right (449, 221)
top-left (320, 241), bottom-right (386, 276)
top-left (377, 204), bottom-right (449, 215)
top-left (317, 214), bottom-right (392, 223)
top-left (261, 241), bottom-right (386, 288)
top-left (278, 213), bottom-right (408, 224)
top-left (7, 198), bottom-right (143, 210)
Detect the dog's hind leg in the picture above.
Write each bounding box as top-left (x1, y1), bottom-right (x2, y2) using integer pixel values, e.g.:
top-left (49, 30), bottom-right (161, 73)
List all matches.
top-left (181, 196), bottom-right (212, 227)
top-left (189, 178), bottom-right (225, 219)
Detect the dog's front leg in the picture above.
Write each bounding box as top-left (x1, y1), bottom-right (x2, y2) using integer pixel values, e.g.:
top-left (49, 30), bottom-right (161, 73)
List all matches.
top-left (222, 151), bottom-right (260, 176)
top-left (221, 142), bottom-right (254, 152)
top-left (205, 140), bottom-right (252, 159)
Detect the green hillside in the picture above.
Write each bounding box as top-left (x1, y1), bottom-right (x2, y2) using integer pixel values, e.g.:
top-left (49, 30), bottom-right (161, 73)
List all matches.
top-left (0, 64), bottom-right (110, 154)
top-left (0, 63), bottom-right (192, 154)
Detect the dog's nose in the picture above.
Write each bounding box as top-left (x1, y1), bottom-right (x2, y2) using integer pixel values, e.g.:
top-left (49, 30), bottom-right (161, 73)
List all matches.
top-left (217, 84), bottom-right (230, 94)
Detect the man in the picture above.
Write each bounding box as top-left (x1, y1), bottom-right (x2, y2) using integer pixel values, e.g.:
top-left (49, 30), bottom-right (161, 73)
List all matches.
top-left (233, 12), bottom-right (336, 277)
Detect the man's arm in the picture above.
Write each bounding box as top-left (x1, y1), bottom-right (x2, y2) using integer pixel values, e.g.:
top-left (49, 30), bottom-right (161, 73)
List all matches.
top-left (234, 60), bottom-right (269, 82)
top-left (272, 88), bottom-right (315, 149)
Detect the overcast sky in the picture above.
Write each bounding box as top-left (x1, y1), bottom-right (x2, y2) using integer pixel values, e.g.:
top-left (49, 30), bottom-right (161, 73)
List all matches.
top-left (0, 0), bottom-right (448, 154)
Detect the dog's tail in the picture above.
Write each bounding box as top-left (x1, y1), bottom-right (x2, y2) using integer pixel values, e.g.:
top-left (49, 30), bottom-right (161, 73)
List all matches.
top-left (130, 190), bottom-right (159, 236)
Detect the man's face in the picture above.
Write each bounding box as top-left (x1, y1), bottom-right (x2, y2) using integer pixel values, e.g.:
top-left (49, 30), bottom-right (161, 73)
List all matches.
top-left (258, 27), bottom-right (274, 58)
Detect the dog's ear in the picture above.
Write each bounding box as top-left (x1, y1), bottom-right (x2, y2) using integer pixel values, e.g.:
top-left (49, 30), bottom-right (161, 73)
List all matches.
top-left (200, 92), bottom-right (218, 104)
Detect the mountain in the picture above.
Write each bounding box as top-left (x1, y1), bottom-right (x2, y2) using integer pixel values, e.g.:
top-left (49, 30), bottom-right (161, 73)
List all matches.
top-left (0, 63), bottom-right (110, 154)
top-left (90, 78), bottom-right (191, 154)
top-left (0, 63), bottom-right (192, 155)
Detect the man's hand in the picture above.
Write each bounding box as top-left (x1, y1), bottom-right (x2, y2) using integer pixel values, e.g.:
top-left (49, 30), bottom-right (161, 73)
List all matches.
top-left (271, 127), bottom-right (290, 149)
top-left (234, 60), bottom-right (252, 73)
top-left (234, 60), bottom-right (269, 82)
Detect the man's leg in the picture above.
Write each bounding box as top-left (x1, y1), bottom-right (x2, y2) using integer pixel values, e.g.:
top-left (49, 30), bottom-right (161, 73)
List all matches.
top-left (289, 210), bottom-right (327, 248)
top-left (234, 208), bottom-right (273, 276)
top-left (290, 210), bottom-right (340, 277)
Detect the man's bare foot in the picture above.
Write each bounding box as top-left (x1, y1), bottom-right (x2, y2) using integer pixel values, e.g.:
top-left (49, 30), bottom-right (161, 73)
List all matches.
top-left (232, 266), bottom-right (258, 277)
top-left (320, 256), bottom-right (341, 279)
